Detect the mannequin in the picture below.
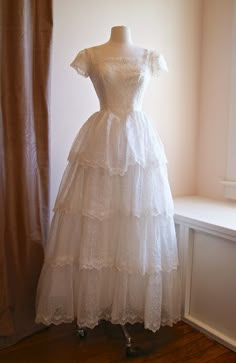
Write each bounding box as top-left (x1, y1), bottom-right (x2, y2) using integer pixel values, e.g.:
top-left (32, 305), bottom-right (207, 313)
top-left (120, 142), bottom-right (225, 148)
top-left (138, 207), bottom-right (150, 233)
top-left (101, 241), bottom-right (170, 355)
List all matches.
top-left (75, 27), bottom-right (174, 357)
top-left (91, 25), bottom-right (146, 60)
top-left (36, 24), bottom-right (180, 358)
top-left (109, 25), bottom-right (133, 45)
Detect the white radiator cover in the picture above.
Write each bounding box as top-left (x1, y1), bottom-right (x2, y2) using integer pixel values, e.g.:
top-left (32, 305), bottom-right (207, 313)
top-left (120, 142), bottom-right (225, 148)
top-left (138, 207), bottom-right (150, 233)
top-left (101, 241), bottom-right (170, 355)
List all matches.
top-left (174, 196), bottom-right (236, 352)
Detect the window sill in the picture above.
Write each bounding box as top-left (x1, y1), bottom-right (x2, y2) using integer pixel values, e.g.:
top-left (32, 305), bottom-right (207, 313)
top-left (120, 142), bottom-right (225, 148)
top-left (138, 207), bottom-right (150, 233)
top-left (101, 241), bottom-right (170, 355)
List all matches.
top-left (174, 195), bottom-right (236, 239)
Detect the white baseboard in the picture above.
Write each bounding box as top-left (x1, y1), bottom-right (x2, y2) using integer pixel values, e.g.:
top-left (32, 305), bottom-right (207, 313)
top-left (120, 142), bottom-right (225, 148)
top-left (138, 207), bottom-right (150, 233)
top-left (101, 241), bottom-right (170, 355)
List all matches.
top-left (183, 315), bottom-right (236, 352)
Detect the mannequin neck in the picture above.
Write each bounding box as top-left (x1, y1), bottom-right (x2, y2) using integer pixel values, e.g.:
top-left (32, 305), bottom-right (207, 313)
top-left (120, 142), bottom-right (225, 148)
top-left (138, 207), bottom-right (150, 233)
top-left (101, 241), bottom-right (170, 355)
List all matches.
top-left (109, 26), bottom-right (133, 45)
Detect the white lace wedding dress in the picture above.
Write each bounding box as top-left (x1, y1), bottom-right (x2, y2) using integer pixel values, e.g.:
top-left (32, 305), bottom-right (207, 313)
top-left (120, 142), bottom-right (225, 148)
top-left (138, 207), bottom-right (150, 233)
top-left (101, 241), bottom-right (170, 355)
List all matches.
top-left (35, 47), bottom-right (181, 332)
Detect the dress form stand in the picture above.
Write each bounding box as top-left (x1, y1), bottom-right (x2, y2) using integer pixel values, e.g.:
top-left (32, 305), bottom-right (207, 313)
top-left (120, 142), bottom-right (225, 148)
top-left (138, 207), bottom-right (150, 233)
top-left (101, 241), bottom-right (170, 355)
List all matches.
top-left (103, 25), bottom-right (140, 356)
top-left (75, 27), bottom-right (145, 356)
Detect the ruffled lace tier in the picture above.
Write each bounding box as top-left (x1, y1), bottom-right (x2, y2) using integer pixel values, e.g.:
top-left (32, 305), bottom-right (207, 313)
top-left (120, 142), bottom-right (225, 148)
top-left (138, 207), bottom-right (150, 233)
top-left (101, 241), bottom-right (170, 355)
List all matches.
top-left (67, 110), bottom-right (168, 175)
top-left (54, 162), bottom-right (174, 219)
top-left (54, 110), bottom-right (173, 220)
top-left (42, 212), bottom-right (178, 274)
top-left (35, 266), bottom-right (181, 332)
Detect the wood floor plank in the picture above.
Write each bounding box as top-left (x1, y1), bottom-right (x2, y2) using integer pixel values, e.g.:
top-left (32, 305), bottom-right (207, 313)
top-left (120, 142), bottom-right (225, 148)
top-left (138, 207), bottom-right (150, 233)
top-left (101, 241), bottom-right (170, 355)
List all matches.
top-left (184, 343), bottom-right (230, 363)
top-left (0, 321), bottom-right (235, 363)
top-left (207, 351), bottom-right (236, 363)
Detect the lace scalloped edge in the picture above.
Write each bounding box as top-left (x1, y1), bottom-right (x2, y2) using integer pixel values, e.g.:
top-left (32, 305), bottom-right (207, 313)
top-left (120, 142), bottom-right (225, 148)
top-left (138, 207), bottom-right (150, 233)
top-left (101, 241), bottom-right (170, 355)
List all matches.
top-left (52, 207), bottom-right (175, 220)
top-left (35, 313), bottom-right (181, 332)
top-left (42, 260), bottom-right (179, 273)
top-left (67, 156), bottom-right (168, 176)
top-left (70, 63), bottom-right (88, 78)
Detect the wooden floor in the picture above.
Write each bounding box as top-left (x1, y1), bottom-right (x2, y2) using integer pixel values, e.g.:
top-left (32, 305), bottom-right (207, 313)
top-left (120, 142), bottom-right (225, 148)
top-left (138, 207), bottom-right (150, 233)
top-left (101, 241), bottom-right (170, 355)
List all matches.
top-left (0, 321), bottom-right (235, 362)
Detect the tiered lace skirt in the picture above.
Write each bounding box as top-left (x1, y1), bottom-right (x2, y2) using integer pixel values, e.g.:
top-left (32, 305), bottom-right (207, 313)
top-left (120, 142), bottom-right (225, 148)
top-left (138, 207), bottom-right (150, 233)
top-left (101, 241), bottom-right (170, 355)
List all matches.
top-left (35, 110), bottom-right (181, 332)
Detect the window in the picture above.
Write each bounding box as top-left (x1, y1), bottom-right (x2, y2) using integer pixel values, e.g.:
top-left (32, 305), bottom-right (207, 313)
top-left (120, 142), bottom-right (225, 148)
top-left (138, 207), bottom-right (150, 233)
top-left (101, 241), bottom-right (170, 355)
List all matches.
top-left (222, 1), bottom-right (236, 199)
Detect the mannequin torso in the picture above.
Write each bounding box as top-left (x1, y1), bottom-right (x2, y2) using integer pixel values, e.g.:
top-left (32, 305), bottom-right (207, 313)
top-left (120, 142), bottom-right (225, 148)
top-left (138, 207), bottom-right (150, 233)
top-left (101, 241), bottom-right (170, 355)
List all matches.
top-left (89, 26), bottom-right (146, 61)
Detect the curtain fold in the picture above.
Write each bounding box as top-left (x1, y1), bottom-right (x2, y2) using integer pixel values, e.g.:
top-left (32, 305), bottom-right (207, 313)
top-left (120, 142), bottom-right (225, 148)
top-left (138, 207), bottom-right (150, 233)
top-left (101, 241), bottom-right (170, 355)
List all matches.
top-left (0, 0), bottom-right (52, 348)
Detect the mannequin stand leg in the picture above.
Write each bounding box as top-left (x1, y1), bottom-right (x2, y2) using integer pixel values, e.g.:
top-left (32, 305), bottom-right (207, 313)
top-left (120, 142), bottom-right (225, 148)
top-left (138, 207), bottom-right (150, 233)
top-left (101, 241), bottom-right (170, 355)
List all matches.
top-left (121, 324), bottom-right (132, 348)
top-left (121, 324), bottom-right (142, 357)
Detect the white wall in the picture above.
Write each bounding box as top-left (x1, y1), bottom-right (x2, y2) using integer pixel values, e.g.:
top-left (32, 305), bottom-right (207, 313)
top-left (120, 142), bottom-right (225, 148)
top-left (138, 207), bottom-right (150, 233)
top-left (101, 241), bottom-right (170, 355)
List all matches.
top-left (51, 0), bottom-right (203, 212)
top-left (197, 0), bottom-right (234, 200)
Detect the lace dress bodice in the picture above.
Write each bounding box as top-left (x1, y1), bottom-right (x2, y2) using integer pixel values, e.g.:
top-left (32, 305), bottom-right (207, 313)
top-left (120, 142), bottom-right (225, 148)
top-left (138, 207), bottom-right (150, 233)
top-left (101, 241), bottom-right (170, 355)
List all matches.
top-left (70, 48), bottom-right (168, 118)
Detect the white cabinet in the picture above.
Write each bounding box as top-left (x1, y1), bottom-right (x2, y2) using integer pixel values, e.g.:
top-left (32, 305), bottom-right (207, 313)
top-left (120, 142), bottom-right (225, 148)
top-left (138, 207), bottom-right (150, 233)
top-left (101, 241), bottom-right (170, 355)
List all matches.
top-left (174, 196), bottom-right (236, 352)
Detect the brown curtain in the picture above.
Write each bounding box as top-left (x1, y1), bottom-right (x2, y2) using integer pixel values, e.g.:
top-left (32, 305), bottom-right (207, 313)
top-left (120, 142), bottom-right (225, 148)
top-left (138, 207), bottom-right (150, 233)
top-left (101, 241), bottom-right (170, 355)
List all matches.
top-left (0, 0), bottom-right (52, 348)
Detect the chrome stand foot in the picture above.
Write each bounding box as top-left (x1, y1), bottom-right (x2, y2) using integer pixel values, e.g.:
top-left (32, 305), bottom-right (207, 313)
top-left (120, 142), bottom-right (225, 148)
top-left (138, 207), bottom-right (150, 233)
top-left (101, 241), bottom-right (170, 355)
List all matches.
top-left (126, 346), bottom-right (142, 357)
top-left (76, 327), bottom-right (87, 338)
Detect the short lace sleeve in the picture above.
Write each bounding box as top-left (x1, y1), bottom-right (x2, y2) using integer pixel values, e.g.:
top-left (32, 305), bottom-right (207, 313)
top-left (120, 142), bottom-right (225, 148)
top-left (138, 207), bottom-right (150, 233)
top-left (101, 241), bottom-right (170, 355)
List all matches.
top-left (149, 50), bottom-right (168, 77)
top-left (70, 49), bottom-right (89, 78)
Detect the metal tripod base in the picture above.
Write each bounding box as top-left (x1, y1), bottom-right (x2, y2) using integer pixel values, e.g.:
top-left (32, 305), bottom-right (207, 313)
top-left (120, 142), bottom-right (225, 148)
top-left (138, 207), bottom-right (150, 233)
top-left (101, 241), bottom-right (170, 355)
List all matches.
top-left (76, 322), bottom-right (143, 357)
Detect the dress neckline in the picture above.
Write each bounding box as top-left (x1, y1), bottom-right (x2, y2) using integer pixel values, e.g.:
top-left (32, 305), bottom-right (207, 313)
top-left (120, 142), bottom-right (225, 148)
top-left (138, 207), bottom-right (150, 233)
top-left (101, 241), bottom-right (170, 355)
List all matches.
top-left (87, 47), bottom-right (150, 66)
